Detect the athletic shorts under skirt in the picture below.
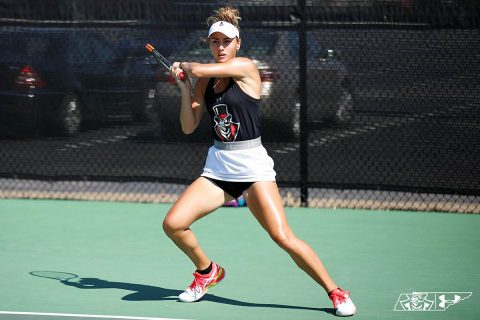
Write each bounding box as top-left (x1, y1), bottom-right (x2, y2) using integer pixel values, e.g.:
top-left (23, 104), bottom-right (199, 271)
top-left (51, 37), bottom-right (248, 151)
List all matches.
top-left (201, 144), bottom-right (276, 183)
top-left (204, 177), bottom-right (253, 199)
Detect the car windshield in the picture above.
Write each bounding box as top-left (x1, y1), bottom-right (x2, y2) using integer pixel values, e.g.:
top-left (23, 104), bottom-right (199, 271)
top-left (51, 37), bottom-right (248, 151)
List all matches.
top-left (0, 29), bottom-right (63, 62)
top-left (240, 33), bottom-right (278, 57)
top-left (289, 32), bottom-right (323, 57)
top-left (0, 27), bottom-right (71, 63)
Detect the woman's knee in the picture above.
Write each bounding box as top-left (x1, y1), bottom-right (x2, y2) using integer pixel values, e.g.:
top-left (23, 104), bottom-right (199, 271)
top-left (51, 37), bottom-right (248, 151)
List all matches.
top-left (162, 211), bottom-right (186, 237)
top-left (162, 216), bottom-right (174, 236)
top-left (269, 229), bottom-right (298, 252)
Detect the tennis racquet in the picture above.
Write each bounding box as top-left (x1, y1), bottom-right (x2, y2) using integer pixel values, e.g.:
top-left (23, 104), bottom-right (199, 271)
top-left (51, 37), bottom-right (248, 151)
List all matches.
top-left (145, 43), bottom-right (186, 81)
top-left (30, 271), bottom-right (78, 283)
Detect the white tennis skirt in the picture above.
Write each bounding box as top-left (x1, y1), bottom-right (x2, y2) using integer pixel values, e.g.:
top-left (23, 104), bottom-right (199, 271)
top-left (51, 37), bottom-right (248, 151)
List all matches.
top-left (201, 144), bottom-right (276, 182)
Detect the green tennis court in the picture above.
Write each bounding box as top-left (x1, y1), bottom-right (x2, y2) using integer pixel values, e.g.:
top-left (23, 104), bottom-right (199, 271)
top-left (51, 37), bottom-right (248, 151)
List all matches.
top-left (0, 199), bottom-right (478, 320)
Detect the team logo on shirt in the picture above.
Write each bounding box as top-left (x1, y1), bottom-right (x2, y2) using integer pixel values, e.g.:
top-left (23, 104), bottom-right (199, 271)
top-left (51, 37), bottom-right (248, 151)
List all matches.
top-left (213, 104), bottom-right (240, 142)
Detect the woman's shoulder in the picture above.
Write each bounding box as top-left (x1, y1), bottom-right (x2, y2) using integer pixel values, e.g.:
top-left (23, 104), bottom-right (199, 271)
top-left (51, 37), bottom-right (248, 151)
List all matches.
top-left (231, 57), bottom-right (257, 68)
top-left (229, 57), bottom-right (259, 82)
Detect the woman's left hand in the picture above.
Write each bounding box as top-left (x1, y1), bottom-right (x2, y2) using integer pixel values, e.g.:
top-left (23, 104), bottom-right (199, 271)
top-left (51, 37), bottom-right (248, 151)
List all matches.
top-left (170, 63), bottom-right (190, 90)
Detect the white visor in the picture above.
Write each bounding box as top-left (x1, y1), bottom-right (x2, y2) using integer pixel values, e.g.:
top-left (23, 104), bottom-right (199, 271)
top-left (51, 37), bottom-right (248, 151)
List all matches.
top-left (208, 21), bottom-right (239, 39)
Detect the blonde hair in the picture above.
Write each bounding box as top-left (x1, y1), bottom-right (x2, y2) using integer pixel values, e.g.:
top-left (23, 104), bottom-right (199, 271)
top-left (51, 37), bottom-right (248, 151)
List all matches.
top-left (206, 7), bottom-right (241, 31)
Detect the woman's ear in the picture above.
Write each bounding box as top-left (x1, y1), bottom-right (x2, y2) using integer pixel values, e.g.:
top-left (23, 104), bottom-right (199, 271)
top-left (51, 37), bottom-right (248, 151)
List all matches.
top-left (236, 38), bottom-right (241, 50)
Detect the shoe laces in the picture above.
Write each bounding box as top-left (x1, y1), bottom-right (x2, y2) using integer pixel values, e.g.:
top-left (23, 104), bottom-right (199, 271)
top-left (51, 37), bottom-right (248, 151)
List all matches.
top-left (188, 272), bottom-right (209, 292)
top-left (329, 288), bottom-right (350, 307)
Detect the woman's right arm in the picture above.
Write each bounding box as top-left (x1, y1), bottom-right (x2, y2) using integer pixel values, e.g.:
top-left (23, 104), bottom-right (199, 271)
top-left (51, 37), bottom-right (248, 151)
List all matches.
top-left (173, 70), bottom-right (207, 134)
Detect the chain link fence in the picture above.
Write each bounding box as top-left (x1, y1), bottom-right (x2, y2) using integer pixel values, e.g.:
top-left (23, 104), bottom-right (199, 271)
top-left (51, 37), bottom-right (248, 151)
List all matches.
top-left (0, 0), bottom-right (479, 213)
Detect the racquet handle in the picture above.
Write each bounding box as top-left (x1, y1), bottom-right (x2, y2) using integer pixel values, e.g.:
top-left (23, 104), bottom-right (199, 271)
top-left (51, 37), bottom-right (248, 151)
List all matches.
top-left (145, 43), bottom-right (186, 81)
top-left (176, 69), bottom-right (186, 81)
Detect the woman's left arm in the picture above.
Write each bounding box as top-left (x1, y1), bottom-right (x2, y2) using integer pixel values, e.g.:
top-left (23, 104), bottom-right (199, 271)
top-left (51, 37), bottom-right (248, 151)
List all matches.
top-left (175, 57), bottom-right (257, 79)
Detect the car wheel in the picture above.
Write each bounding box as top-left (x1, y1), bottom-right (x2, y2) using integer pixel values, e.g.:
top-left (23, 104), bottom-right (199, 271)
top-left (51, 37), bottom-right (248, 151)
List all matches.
top-left (334, 89), bottom-right (354, 125)
top-left (53, 93), bottom-right (82, 136)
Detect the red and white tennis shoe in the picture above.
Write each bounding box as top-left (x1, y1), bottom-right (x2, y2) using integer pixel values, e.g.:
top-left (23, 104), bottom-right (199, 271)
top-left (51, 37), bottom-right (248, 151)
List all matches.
top-left (329, 287), bottom-right (356, 316)
top-left (178, 262), bottom-right (225, 302)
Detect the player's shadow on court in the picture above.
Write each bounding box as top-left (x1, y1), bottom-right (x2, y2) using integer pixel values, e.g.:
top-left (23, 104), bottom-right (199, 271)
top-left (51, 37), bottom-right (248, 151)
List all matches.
top-left (42, 275), bottom-right (334, 314)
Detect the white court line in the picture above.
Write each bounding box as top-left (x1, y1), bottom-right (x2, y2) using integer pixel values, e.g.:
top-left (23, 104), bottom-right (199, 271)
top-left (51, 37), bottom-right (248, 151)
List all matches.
top-left (0, 311), bottom-right (191, 320)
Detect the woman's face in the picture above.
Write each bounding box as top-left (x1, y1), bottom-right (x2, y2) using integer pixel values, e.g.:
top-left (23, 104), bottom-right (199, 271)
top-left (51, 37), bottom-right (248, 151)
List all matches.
top-left (209, 32), bottom-right (240, 63)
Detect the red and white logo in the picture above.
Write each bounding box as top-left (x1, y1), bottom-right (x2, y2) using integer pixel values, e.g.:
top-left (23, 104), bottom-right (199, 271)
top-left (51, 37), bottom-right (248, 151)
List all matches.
top-left (213, 104), bottom-right (240, 142)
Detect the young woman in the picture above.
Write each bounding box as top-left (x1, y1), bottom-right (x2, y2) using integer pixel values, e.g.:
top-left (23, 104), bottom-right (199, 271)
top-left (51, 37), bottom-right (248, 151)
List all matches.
top-left (163, 7), bottom-right (356, 317)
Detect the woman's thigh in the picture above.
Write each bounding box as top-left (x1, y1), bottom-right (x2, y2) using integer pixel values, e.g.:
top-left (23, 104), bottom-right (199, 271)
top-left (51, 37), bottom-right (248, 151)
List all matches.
top-left (245, 181), bottom-right (293, 239)
top-left (164, 177), bottom-right (229, 230)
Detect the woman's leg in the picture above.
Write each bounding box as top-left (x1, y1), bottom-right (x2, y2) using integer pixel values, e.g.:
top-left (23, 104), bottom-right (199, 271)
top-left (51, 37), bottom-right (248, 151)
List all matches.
top-left (244, 181), bottom-right (337, 293)
top-left (163, 177), bottom-right (232, 270)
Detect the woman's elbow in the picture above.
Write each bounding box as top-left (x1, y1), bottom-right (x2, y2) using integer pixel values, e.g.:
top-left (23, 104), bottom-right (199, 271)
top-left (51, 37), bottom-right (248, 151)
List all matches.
top-left (182, 128), bottom-right (195, 135)
top-left (181, 124), bottom-right (196, 135)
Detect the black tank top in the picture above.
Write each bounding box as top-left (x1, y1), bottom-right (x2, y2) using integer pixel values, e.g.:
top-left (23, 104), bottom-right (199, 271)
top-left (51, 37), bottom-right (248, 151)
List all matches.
top-left (204, 78), bottom-right (261, 142)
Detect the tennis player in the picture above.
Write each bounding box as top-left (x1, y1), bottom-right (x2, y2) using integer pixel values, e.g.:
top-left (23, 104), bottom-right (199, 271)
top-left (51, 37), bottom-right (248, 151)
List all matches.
top-left (163, 6), bottom-right (356, 317)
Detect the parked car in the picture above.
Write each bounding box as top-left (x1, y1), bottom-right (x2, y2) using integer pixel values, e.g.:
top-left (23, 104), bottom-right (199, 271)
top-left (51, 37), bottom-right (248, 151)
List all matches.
top-left (0, 26), bottom-right (164, 136)
top-left (153, 30), bottom-right (354, 140)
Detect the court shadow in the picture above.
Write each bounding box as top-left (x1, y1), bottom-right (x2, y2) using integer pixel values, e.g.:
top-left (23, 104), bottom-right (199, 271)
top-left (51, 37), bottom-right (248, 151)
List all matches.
top-left (33, 274), bottom-right (334, 314)
top-left (61, 277), bottom-right (181, 301)
top-left (203, 294), bottom-right (334, 314)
